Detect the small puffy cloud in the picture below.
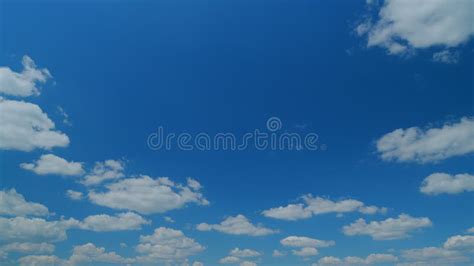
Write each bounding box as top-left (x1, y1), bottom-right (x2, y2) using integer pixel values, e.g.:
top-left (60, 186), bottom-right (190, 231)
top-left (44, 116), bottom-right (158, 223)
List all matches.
top-left (420, 173), bottom-right (474, 195)
top-left (20, 154), bottom-right (84, 176)
top-left (432, 50), bottom-right (461, 64)
top-left (193, 262), bottom-right (204, 266)
top-left (342, 214), bottom-right (432, 240)
top-left (230, 248), bottom-right (260, 258)
top-left (0, 98), bottom-right (69, 151)
top-left (66, 190), bottom-right (83, 201)
top-left (240, 262), bottom-right (257, 266)
top-left (81, 159), bottom-right (125, 186)
top-left (0, 189), bottom-right (50, 217)
top-left (443, 235), bottom-right (474, 250)
top-left (272, 250), bottom-right (286, 257)
top-left (136, 227), bottom-right (205, 262)
top-left (88, 175), bottom-right (208, 214)
top-left (292, 247), bottom-right (318, 257)
top-left (196, 214), bottom-right (277, 236)
top-left (314, 253), bottom-right (398, 265)
top-left (262, 195), bottom-right (386, 221)
top-left (468, 227), bottom-right (474, 234)
top-left (356, 0), bottom-right (473, 56)
top-left (280, 236), bottom-right (335, 248)
top-left (78, 212), bottom-right (150, 232)
top-left (219, 256), bottom-right (240, 264)
top-left (0, 55), bottom-right (51, 97)
top-left (376, 117), bottom-right (474, 163)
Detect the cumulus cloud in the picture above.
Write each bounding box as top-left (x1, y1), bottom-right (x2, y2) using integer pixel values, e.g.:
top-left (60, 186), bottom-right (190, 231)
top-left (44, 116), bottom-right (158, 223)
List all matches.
top-left (0, 55), bottom-right (51, 97)
top-left (81, 159), bottom-right (125, 186)
top-left (376, 117), bottom-right (474, 163)
top-left (280, 236), bottom-right (335, 248)
top-left (18, 243), bottom-right (133, 266)
top-left (88, 175), bottom-right (208, 214)
top-left (443, 235), bottom-right (474, 250)
top-left (0, 98), bottom-right (69, 151)
top-left (272, 250), bottom-right (286, 257)
top-left (262, 195), bottom-right (386, 221)
top-left (420, 173), bottom-right (474, 195)
top-left (136, 227), bottom-right (205, 262)
top-left (401, 247), bottom-right (467, 265)
top-left (292, 247), bottom-right (318, 257)
top-left (219, 256), bottom-right (241, 264)
top-left (432, 50), bottom-right (461, 64)
top-left (240, 262), bottom-right (257, 266)
top-left (20, 154), bottom-right (84, 176)
top-left (66, 190), bottom-right (83, 201)
top-left (196, 214), bottom-right (277, 236)
top-left (357, 0), bottom-right (474, 57)
top-left (342, 214), bottom-right (432, 240)
top-left (219, 248), bottom-right (260, 265)
top-left (0, 216), bottom-right (76, 243)
top-left (0, 189), bottom-right (50, 217)
top-left (314, 253), bottom-right (398, 265)
top-left (77, 212), bottom-right (150, 232)
top-left (0, 242), bottom-right (54, 258)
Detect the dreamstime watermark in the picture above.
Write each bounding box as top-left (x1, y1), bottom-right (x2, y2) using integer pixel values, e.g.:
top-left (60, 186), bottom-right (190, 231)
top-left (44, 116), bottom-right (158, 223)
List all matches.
top-left (147, 117), bottom-right (326, 151)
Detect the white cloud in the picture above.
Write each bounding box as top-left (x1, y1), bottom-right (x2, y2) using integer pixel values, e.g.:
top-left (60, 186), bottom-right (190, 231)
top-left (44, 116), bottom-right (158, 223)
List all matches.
top-left (81, 159), bottom-right (125, 186)
top-left (88, 175), bottom-right (208, 214)
top-left (357, 0), bottom-right (474, 56)
top-left (229, 248), bottom-right (260, 258)
top-left (314, 253), bottom-right (398, 265)
top-left (0, 55), bottom-right (51, 97)
top-left (401, 247), bottom-right (467, 264)
top-left (66, 190), bottom-right (83, 201)
top-left (78, 212), bottom-right (150, 232)
top-left (164, 216), bottom-right (175, 223)
top-left (342, 214), bottom-right (432, 240)
top-left (272, 250), bottom-right (286, 257)
top-left (20, 154), bottom-right (84, 176)
top-left (0, 98), bottom-right (69, 151)
top-left (193, 262), bottom-right (204, 266)
top-left (18, 255), bottom-right (63, 266)
top-left (443, 235), bottom-right (474, 250)
top-left (68, 243), bottom-right (134, 265)
top-left (0, 242), bottom-right (54, 258)
top-left (292, 247), bottom-right (318, 257)
top-left (219, 256), bottom-right (240, 264)
top-left (432, 50), bottom-right (461, 64)
top-left (262, 195), bottom-right (386, 221)
top-left (280, 236), bottom-right (335, 248)
top-left (468, 227), bottom-right (474, 234)
top-left (376, 117), bottom-right (474, 163)
top-left (420, 173), bottom-right (474, 195)
top-left (136, 227), bottom-right (205, 262)
top-left (0, 216), bottom-right (76, 243)
top-left (196, 214), bottom-right (277, 236)
top-left (18, 243), bottom-right (133, 266)
top-left (0, 189), bottom-right (50, 217)
top-left (240, 262), bottom-right (257, 266)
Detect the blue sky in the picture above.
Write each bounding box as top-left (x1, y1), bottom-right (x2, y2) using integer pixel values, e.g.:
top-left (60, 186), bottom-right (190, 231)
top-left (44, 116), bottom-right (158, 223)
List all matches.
top-left (0, 0), bottom-right (473, 266)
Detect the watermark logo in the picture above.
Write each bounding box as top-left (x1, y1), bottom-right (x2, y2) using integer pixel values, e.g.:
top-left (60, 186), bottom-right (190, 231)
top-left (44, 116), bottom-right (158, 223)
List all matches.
top-left (147, 117), bottom-right (326, 151)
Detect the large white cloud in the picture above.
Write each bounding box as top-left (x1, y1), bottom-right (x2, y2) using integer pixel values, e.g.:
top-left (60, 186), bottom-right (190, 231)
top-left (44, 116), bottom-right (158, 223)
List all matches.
top-left (0, 242), bottom-right (54, 258)
top-left (420, 173), bottom-right (474, 195)
top-left (0, 189), bottom-right (50, 217)
top-left (196, 214), bottom-right (277, 236)
top-left (20, 154), bottom-right (84, 176)
top-left (0, 217), bottom-right (76, 243)
top-left (0, 55), bottom-right (51, 97)
top-left (0, 98), bottom-right (69, 151)
top-left (262, 195), bottom-right (386, 221)
top-left (342, 214), bottom-right (432, 240)
top-left (443, 235), bottom-right (474, 250)
top-left (376, 117), bottom-right (474, 163)
top-left (81, 159), bottom-right (125, 186)
top-left (88, 176), bottom-right (208, 214)
top-left (357, 0), bottom-right (474, 56)
top-left (136, 227), bottom-right (205, 262)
